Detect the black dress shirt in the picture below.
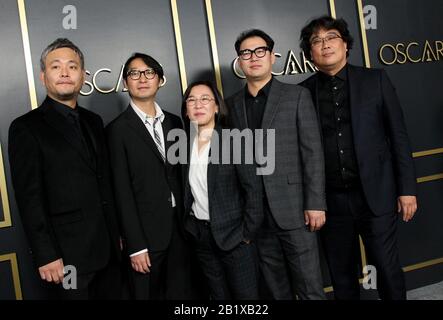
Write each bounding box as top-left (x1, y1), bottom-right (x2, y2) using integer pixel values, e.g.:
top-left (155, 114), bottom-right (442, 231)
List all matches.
top-left (50, 97), bottom-right (95, 165)
top-left (317, 65), bottom-right (360, 190)
top-left (245, 78), bottom-right (273, 130)
top-left (244, 78), bottom-right (279, 230)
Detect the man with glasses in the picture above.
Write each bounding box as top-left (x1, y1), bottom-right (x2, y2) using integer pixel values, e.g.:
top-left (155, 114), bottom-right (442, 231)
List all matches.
top-left (299, 16), bottom-right (417, 300)
top-left (106, 53), bottom-right (191, 299)
top-left (226, 29), bottom-right (326, 299)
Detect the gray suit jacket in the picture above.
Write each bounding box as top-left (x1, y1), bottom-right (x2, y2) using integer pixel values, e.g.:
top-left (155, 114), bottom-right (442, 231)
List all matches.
top-left (226, 78), bottom-right (326, 229)
top-left (183, 125), bottom-right (264, 251)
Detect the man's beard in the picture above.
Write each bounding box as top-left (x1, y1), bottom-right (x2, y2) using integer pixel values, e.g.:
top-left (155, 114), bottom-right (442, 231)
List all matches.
top-left (56, 91), bottom-right (77, 101)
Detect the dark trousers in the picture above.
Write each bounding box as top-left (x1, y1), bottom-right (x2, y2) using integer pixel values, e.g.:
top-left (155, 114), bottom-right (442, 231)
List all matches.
top-left (257, 227), bottom-right (326, 300)
top-left (129, 219), bottom-right (192, 300)
top-left (190, 217), bottom-right (260, 300)
top-left (321, 187), bottom-right (406, 300)
top-left (47, 258), bottom-right (122, 300)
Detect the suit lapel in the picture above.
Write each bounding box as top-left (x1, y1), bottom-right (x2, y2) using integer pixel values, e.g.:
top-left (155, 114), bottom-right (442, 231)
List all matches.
top-left (261, 79), bottom-right (282, 129)
top-left (310, 74), bottom-right (321, 119)
top-left (183, 148), bottom-right (192, 211)
top-left (233, 90), bottom-right (249, 129)
top-left (347, 65), bottom-right (362, 143)
top-left (207, 162), bottom-right (218, 200)
top-left (206, 126), bottom-right (221, 200)
top-left (124, 106), bottom-right (165, 163)
top-left (308, 74), bottom-right (324, 142)
top-left (41, 103), bottom-right (96, 171)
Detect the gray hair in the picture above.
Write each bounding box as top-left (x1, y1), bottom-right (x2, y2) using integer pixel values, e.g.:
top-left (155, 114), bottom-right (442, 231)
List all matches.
top-left (40, 38), bottom-right (85, 71)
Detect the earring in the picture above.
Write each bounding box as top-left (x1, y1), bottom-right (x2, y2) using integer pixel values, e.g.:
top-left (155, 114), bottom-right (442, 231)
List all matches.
top-left (159, 76), bottom-right (167, 88)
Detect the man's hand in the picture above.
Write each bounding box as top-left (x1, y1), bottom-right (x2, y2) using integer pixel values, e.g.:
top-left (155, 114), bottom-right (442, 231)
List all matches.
top-left (398, 196), bottom-right (417, 222)
top-left (130, 252), bottom-right (151, 274)
top-left (38, 258), bottom-right (64, 284)
top-left (304, 210), bottom-right (326, 232)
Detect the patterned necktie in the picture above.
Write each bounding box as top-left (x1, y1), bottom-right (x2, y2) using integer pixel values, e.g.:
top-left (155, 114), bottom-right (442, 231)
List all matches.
top-left (148, 117), bottom-right (165, 162)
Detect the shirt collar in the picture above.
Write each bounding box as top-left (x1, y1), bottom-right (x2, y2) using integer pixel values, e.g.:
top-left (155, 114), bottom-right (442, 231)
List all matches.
top-left (130, 100), bottom-right (165, 124)
top-left (318, 64), bottom-right (348, 83)
top-left (335, 64), bottom-right (348, 81)
top-left (47, 96), bottom-right (79, 119)
top-left (245, 77), bottom-right (273, 99)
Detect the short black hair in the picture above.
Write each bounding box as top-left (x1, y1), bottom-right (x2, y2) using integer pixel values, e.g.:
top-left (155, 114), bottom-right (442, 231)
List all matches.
top-left (300, 15), bottom-right (354, 60)
top-left (40, 38), bottom-right (84, 71)
top-left (122, 52), bottom-right (164, 82)
top-left (181, 80), bottom-right (228, 132)
top-left (234, 29), bottom-right (275, 55)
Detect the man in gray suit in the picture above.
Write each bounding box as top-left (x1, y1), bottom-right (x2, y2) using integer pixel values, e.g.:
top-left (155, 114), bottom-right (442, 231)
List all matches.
top-left (226, 29), bottom-right (326, 299)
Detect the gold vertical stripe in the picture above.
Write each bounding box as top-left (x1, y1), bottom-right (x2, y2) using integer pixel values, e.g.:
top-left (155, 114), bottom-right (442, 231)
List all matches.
top-left (417, 173), bottom-right (443, 183)
top-left (0, 143), bottom-right (12, 228)
top-left (359, 235), bottom-right (368, 269)
top-left (205, 0), bottom-right (224, 97)
top-left (359, 234), bottom-right (368, 289)
top-left (413, 147), bottom-right (443, 158)
top-left (329, 0), bottom-right (337, 18)
top-left (17, 0), bottom-right (38, 109)
top-left (0, 253), bottom-right (23, 300)
top-left (9, 253), bottom-right (23, 300)
top-left (356, 0), bottom-right (371, 68)
top-left (171, 0), bottom-right (188, 94)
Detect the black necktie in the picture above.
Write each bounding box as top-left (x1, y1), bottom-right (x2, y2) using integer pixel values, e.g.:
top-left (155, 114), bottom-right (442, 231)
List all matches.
top-left (68, 112), bottom-right (94, 164)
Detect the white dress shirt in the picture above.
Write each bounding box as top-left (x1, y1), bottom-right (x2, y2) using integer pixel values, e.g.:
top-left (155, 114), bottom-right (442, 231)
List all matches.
top-left (189, 137), bottom-right (211, 221)
top-left (129, 100), bottom-right (176, 257)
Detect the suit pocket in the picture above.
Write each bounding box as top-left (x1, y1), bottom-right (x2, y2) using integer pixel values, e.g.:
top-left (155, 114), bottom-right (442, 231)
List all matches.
top-left (51, 209), bottom-right (83, 226)
top-left (287, 173), bottom-right (302, 185)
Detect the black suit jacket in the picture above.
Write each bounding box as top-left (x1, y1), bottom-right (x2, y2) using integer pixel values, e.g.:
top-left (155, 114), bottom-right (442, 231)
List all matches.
top-left (8, 97), bottom-right (121, 274)
top-left (183, 125), bottom-right (263, 251)
top-left (106, 105), bottom-right (184, 254)
top-left (300, 64), bottom-right (417, 215)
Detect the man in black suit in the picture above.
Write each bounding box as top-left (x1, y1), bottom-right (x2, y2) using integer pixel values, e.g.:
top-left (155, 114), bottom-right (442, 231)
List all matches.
top-left (299, 16), bottom-right (418, 300)
top-left (8, 38), bottom-right (121, 299)
top-left (106, 53), bottom-right (191, 299)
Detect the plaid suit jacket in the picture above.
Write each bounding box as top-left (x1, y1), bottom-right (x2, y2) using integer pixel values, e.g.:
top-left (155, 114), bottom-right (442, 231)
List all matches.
top-left (226, 78), bottom-right (326, 229)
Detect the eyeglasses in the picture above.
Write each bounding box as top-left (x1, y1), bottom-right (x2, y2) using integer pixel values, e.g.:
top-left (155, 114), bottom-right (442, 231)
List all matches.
top-left (310, 34), bottom-right (342, 48)
top-left (127, 68), bottom-right (156, 80)
top-left (186, 95), bottom-right (215, 106)
top-left (238, 46), bottom-right (270, 60)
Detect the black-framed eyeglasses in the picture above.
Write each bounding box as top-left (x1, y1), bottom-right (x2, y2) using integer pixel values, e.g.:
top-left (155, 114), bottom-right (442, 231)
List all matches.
top-left (186, 95), bottom-right (215, 106)
top-left (238, 46), bottom-right (270, 60)
top-left (310, 34), bottom-right (342, 48)
top-left (127, 68), bottom-right (156, 80)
